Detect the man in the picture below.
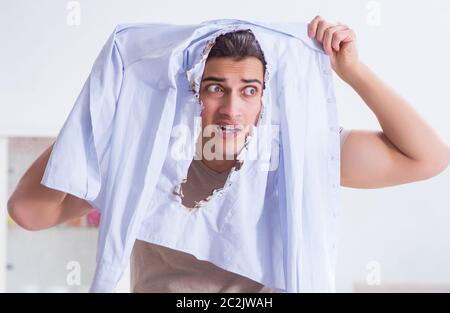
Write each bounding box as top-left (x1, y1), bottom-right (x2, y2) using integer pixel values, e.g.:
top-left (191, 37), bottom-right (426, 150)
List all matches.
top-left (7, 16), bottom-right (450, 292)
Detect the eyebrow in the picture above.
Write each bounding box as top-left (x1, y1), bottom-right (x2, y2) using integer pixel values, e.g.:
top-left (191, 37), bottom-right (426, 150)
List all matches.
top-left (202, 76), bottom-right (262, 86)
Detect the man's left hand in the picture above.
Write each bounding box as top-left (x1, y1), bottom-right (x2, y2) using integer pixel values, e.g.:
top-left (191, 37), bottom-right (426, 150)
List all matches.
top-left (308, 15), bottom-right (361, 82)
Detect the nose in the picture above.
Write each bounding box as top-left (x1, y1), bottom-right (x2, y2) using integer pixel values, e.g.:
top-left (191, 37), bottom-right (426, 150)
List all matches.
top-left (218, 91), bottom-right (242, 119)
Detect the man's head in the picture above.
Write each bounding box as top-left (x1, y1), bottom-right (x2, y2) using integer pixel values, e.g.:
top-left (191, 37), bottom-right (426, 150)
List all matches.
top-left (198, 30), bottom-right (266, 168)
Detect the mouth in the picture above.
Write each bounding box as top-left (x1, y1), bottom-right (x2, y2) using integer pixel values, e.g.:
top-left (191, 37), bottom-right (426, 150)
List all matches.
top-left (217, 123), bottom-right (244, 139)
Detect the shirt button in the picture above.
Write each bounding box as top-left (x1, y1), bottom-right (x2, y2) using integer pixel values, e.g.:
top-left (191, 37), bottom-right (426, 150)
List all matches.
top-left (330, 155), bottom-right (336, 161)
top-left (323, 68), bottom-right (332, 75)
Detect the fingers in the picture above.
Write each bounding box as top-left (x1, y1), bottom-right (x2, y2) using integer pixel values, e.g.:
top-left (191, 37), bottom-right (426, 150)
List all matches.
top-left (307, 15), bottom-right (322, 38)
top-left (308, 15), bottom-right (340, 41)
top-left (308, 15), bottom-right (354, 55)
top-left (323, 25), bottom-right (349, 55)
top-left (331, 29), bottom-right (355, 51)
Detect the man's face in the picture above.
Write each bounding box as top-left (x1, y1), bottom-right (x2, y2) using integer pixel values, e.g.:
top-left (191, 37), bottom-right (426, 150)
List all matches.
top-left (199, 57), bottom-right (264, 160)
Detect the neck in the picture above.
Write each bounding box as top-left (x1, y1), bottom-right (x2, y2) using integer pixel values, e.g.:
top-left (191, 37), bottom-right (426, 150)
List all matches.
top-left (200, 158), bottom-right (236, 173)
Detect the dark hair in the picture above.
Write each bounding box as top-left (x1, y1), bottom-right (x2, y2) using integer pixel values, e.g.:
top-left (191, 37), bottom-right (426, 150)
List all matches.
top-left (207, 30), bottom-right (267, 89)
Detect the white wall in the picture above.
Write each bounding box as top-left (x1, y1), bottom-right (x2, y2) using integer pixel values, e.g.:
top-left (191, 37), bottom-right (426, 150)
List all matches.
top-left (1, 0), bottom-right (449, 292)
top-left (0, 138), bottom-right (7, 292)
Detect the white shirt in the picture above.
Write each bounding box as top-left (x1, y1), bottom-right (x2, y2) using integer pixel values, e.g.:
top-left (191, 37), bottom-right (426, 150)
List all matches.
top-left (130, 127), bottom-right (350, 293)
top-left (41, 19), bottom-right (342, 292)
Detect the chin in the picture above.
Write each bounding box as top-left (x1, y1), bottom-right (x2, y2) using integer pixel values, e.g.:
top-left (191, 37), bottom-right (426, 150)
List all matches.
top-left (221, 141), bottom-right (245, 160)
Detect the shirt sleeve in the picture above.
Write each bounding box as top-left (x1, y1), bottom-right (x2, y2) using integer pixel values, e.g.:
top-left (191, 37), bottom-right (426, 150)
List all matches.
top-left (339, 126), bottom-right (351, 149)
top-left (40, 28), bottom-right (123, 209)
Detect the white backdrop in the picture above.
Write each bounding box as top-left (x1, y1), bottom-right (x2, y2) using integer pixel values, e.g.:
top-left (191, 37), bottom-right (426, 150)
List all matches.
top-left (1, 0), bottom-right (449, 292)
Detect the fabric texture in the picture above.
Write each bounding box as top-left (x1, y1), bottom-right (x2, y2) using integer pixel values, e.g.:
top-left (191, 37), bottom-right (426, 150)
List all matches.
top-left (130, 129), bottom-right (349, 292)
top-left (41, 19), bottom-right (341, 292)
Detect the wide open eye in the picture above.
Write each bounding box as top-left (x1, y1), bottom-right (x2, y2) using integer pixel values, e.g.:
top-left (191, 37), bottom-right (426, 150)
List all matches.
top-left (207, 84), bottom-right (223, 93)
top-left (243, 86), bottom-right (257, 96)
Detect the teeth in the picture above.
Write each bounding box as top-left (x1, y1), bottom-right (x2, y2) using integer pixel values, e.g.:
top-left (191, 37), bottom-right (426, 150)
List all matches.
top-left (219, 125), bottom-right (242, 132)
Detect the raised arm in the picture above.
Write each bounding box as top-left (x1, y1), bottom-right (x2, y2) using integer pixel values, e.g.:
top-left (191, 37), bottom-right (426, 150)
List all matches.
top-left (308, 16), bottom-right (450, 188)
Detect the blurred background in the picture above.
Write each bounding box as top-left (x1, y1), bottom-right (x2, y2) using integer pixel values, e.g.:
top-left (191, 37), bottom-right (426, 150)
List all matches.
top-left (0, 0), bottom-right (449, 292)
